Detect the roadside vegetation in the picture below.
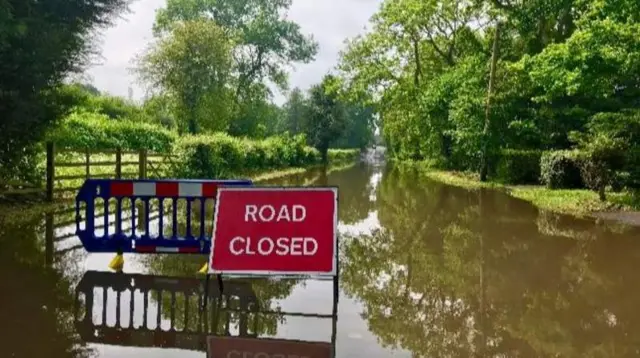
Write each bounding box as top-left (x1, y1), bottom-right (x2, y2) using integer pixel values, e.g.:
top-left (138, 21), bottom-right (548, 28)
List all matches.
top-left (396, 161), bottom-right (640, 217)
top-left (337, 0), bottom-right (640, 217)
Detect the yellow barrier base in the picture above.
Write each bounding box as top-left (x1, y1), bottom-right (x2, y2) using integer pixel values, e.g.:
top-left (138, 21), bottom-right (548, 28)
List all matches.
top-left (108, 253), bottom-right (124, 272)
top-left (197, 262), bottom-right (208, 274)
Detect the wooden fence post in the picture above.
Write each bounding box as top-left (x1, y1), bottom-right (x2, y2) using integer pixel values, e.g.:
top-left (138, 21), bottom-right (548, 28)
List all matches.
top-left (85, 149), bottom-right (91, 179)
top-left (115, 148), bottom-right (122, 179)
top-left (46, 142), bottom-right (55, 202)
top-left (137, 149), bottom-right (148, 230)
top-left (139, 149), bottom-right (148, 179)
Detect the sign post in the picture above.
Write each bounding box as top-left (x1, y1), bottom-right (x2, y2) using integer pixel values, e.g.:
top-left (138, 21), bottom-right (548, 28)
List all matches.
top-left (204, 186), bottom-right (339, 357)
top-left (208, 187), bottom-right (338, 276)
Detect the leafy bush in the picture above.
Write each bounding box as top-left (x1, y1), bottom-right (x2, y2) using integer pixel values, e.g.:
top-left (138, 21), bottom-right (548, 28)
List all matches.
top-left (48, 110), bottom-right (176, 152)
top-left (174, 133), bottom-right (329, 179)
top-left (575, 134), bottom-right (626, 200)
top-left (494, 149), bottom-right (541, 184)
top-left (540, 150), bottom-right (584, 189)
top-left (328, 149), bottom-right (360, 163)
top-left (623, 149), bottom-right (640, 189)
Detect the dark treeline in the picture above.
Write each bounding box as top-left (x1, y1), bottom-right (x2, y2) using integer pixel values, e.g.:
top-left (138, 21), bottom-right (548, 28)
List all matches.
top-left (0, 0), bottom-right (129, 183)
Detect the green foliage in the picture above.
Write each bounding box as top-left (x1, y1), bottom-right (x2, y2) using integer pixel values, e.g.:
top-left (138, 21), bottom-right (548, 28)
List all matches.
top-left (280, 84), bottom-right (376, 151)
top-left (173, 133), bottom-right (322, 179)
top-left (47, 110), bottom-right (176, 152)
top-left (574, 134), bottom-right (626, 200)
top-left (174, 131), bottom-right (359, 179)
top-left (283, 87), bottom-right (308, 135)
top-left (305, 75), bottom-right (348, 162)
top-left (58, 83), bottom-right (143, 120)
top-left (141, 94), bottom-right (178, 130)
top-left (137, 19), bottom-right (234, 134)
top-left (338, 0), bottom-right (640, 190)
top-left (327, 149), bottom-right (361, 163)
top-left (154, 0), bottom-right (318, 98)
top-left (151, 0), bottom-right (318, 138)
top-left (333, 103), bottom-right (376, 150)
top-left (0, 0), bottom-right (129, 183)
top-left (540, 150), bottom-right (584, 189)
top-left (495, 149), bottom-right (541, 184)
top-left (230, 94), bottom-right (285, 138)
top-left (568, 110), bottom-right (638, 198)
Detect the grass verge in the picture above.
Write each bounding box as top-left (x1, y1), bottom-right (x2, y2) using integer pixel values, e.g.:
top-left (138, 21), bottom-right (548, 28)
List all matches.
top-left (408, 164), bottom-right (640, 218)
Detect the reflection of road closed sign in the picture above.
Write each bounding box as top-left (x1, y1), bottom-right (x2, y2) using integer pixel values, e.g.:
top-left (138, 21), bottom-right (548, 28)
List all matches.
top-left (207, 336), bottom-right (332, 358)
top-left (209, 187), bottom-right (338, 275)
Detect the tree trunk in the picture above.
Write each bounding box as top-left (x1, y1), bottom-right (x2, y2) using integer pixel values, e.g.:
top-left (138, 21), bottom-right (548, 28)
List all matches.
top-left (321, 147), bottom-right (329, 164)
top-left (480, 22), bottom-right (501, 182)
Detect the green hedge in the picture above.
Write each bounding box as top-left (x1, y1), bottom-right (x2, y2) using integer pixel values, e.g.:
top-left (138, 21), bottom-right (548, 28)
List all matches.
top-left (47, 112), bottom-right (360, 179)
top-left (622, 149), bottom-right (640, 188)
top-left (495, 149), bottom-right (542, 184)
top-left (174, 134), bottom-right (360, 179)
top-left (174, 133), bottom-right (318, 178)
top-left (328, 149), bottom-right (361, 163)
top-left (47, 110), bottom-right (176, 152)
top-left (540, 150), bottom-right (584, 189)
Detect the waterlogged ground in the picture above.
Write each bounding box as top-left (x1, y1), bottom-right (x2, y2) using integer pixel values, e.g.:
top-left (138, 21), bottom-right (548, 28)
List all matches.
top-left (4, 162), bottom-right (640, 357)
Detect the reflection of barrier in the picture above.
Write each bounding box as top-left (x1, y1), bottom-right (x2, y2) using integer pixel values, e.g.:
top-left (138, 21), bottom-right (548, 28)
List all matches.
top-left (75, 179), bottom-right (252, 254)
top-left (73, 270), bottom-right (338, 356)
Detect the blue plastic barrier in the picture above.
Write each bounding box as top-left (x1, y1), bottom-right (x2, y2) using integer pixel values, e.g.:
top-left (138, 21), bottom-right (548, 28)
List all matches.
top-left (75, 179), bottom-right (252, 253)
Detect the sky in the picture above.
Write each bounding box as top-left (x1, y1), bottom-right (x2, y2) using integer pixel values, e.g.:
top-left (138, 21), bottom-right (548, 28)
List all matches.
top-left (85, 0), bottom-right (383, 105)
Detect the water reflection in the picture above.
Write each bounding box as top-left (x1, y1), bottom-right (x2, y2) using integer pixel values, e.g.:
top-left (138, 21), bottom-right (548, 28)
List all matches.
top-left (73, 270), bottom-right (338, 356)
top-left (342, 164), bottom-right (640, 357)
top-left (260, 163), bottom-right (375, 225)
top-left (0, 207), bottom-right (91, 358)
top-left (141, 162), bottom-right (374, 336)
top-left (11, 162), bottom-right (640, 357)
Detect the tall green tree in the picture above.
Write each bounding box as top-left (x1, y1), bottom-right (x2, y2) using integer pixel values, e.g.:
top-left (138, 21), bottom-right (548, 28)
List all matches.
top-left (334, 103), bottom-right (376, 150)
top-left (304, 75), bottom-right (348, 163)
top-left (231, 92), bottom-right (286, 138)
top-left (137, 19), bottom-right (234, 134)
top-left (0, 0), bottom-right (129, 183)
top-left (283, 87), bottom-right (308, 135)
top-left (152, 0), bottom-right (318, 134)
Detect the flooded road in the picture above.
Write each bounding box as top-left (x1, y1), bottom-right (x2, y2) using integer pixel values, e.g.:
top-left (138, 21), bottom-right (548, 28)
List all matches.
top-left (4, 162), bottom-right (640, 357)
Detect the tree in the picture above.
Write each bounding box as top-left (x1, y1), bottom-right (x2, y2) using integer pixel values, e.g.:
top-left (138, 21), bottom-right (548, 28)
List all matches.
top-left (153, 0), bottom-right (318, 112)
top-left (230, 92), bottom-right (285, 138)
top-left (142, 94), bottom-right (178, 130)
top-left (283, 87), bottom-right (308, 135)
top-left (304, 75), bottom-right (348, 163)
top-left (334, 103), bottom-right (376, 150)
top-left (337, 0), bottom-right (640, 188)
top-left (137, 19), bottom-right (234, 134)
top-left (0, 0), bottom-right (129, 183)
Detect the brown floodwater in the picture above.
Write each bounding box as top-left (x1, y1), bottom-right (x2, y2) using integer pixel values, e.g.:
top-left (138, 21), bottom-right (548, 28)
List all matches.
top-left (3, 162), bottom-right (640, 358)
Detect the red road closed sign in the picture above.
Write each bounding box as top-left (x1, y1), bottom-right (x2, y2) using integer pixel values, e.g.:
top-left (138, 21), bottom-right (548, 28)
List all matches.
top-left (207, 336), bottom-right (332, 358)
top-left (208, 187), bottom-right (338, 275)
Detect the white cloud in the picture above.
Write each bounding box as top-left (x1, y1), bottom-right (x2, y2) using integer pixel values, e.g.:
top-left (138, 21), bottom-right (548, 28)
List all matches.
top-left (85, 0), bottom-right (382, 105)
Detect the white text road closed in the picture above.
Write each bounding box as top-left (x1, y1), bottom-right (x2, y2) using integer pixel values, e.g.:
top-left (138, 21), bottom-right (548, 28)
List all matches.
top-left (229, 237), bottom-right (318, 256)
top-left (244, 204), bottom-right (306, 222)
top-left (209, 187), bottom-right (338, 275)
